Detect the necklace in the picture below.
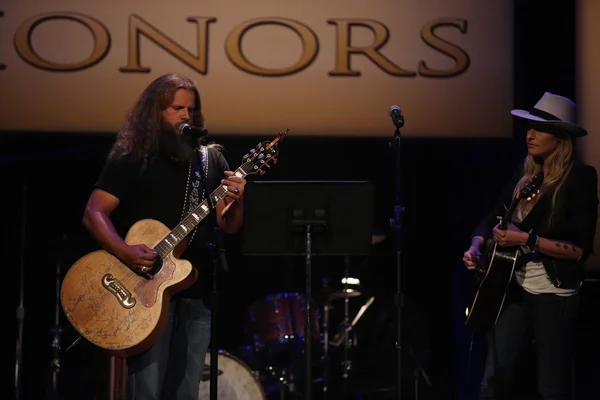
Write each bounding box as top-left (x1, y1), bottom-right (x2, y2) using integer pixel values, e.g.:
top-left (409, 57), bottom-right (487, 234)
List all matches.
top-left (180, 145), bottom-right (209, 244)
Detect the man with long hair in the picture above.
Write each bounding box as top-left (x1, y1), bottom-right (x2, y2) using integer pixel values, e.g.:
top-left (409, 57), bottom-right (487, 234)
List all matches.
top-left (462, 92), bottom-right (598, 399)
top-left (82, 73), bottom-right (246, 399)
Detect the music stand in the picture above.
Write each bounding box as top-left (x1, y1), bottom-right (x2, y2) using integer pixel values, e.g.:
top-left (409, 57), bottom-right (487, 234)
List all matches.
top-left (242, 180), bottom-right (375, 400)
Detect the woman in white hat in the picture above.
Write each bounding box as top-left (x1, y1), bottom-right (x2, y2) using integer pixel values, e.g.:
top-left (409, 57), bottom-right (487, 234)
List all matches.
top-left (462, 92), bottom-right (598, 399)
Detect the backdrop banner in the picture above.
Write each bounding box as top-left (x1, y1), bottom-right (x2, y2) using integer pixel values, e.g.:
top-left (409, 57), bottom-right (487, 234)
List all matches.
top-left (0, 0), bottom-right (512, 137)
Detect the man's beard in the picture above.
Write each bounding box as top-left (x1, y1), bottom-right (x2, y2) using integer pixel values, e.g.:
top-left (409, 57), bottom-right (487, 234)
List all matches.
top-left (159, 122), bottom-right (195, 162)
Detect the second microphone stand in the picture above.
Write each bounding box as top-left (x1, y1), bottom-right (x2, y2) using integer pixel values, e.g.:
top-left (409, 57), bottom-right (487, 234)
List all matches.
top-left (389, 116), bottom-right (405, 400)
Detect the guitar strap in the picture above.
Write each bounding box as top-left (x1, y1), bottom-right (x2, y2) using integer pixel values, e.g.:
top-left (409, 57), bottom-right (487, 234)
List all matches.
top-left (195, 145), bottom-right (211, 205)
top-left (181, 146), bottom-right (209, 245)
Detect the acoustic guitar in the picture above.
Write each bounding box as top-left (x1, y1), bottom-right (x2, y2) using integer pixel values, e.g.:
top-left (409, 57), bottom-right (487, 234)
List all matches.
top-left (60, 130), bottom-right (287, 357)
top-left (464, 171), bottom-right (543, 331)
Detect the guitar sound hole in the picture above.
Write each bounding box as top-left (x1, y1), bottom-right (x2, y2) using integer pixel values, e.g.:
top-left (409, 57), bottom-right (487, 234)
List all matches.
top-left (150, 257), bottom-right (164, 276)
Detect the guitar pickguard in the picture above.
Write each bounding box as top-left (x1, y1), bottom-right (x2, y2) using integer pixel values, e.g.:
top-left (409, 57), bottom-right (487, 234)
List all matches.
top-left (133, 256), bottom-right (177, 307)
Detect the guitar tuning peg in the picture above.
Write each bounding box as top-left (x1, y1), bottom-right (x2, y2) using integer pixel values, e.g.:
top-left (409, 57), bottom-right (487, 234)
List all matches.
top-left (272, 157), bottom-right (278, 164)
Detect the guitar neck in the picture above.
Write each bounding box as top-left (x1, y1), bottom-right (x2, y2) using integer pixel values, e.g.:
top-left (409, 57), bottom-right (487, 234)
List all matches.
top-left (153, 166), bottom-right (248, 257)
top-left (500, 198), bottom-right (520, 230)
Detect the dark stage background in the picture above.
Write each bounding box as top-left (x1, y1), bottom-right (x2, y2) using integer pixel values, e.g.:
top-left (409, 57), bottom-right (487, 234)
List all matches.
top-left (2, 1), bottom-right (599, 400)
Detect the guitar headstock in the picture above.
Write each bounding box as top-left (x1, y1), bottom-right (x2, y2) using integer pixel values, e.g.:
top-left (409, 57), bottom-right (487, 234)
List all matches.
top-left (518, 171), bottom-right (544, 201)
top-left (500, 171), bottom-right (544, 230)
top-left (239, 128), bottom-right (288, 176)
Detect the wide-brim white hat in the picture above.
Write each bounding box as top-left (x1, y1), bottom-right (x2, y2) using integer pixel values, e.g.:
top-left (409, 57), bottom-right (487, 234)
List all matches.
top-left (511, 92), bottom-right (587, 137)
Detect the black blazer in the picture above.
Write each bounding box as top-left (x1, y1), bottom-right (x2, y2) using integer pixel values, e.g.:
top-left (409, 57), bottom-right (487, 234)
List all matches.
top-left (471, 161), bottom-right (599, 289)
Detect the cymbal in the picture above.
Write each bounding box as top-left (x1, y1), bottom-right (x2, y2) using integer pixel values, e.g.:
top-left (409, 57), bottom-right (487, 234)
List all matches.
top-left (325, 288), bottom-right (362, 301)
top-left (372, 234), bottom-right (387, 244)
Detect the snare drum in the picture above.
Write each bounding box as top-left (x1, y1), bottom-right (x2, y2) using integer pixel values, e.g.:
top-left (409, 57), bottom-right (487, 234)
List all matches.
top-left (246, 292), bottom-right (320, 349)
top-left (198, 350), bottom-right (265, 400)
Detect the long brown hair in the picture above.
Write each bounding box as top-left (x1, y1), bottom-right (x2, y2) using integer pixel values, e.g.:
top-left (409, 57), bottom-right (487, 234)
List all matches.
top-left (513, 131), bottom-right (575, 225)
top-left (109, 73), bottom-right (204, 163)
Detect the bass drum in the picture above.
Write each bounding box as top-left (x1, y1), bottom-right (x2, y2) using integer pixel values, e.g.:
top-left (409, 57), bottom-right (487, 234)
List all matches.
top-left (198, 350), bottom-right (266, 400)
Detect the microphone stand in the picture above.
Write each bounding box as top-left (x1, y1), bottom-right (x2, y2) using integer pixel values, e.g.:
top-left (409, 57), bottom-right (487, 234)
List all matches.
top-left (207, 229), bottom-right (226, 400)
top-left (194, 137), bottom-right (227, 400)
top-left (389, 117), bottom-right (404, 400)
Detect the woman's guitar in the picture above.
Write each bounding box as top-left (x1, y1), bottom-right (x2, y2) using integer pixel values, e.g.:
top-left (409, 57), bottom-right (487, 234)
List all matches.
top-left (464, 171), bottom-right (543, 331)
top-left (60, 130), bottom-right (287, 357)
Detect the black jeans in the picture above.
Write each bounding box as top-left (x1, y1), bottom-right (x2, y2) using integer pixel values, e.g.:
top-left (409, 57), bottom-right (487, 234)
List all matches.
top-left (479, 285), bottom-right (578, 400)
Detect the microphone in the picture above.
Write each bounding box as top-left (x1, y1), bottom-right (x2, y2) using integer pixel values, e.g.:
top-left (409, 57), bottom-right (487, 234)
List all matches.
top-left (178, 123), bottom-right (208, 138)
top-left (388, 105), bottom-right (404, 128)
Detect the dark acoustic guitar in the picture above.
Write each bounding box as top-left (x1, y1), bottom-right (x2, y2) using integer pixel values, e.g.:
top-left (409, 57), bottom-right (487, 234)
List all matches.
top-left (465, 171), bottom-right (544, 331)
top-left (60, 130), bottom-right (287, 357)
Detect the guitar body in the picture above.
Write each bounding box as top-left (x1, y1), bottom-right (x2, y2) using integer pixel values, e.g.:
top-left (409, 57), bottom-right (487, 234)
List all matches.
top-left (464, 171), bottom-right (544, 331)
top-left (465, 239), bottom-right (520, 331)
top-left (60, 219), bottom-right (198, 357)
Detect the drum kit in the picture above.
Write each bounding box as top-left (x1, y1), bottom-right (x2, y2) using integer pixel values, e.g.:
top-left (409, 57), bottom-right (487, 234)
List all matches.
top-left (198, 235), bottom-right (385, 400)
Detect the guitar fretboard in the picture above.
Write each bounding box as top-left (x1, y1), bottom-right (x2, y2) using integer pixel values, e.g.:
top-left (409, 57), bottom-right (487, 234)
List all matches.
top-left (150, 135), bottom-right (281, 257)
top-left (153, 167), bottom-right (248, 257)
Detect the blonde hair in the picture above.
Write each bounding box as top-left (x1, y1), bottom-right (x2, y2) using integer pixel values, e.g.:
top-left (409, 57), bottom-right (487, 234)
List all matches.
top-left (513, 134), bottom-right (574, 226)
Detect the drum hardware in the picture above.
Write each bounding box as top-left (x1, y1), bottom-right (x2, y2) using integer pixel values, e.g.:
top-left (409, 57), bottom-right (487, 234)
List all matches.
top-left (264, 365), bottom-right (294, 398)
top-left (326, 295), bottom-right (375, 394)
top-left (46, 233), bottom-right (76, 400)
top-left (15, 183), bottom-right (27, 400)
top-left (242, 257), bottom-right (374, 398)
top-left (321, 301), bottom-right (331, 394)
top-left (48, 290), bottom-right (64, 399)
top-left (201, 364), bottom-right (223, 382)
top-left (341, 259), bottom-right (352, 382)
top-left (245, 292), bottom-right (321, 398)
top-left (329, 296), bottom-right (375, 348)
top-left (320, 256), bottom-right (374, 394)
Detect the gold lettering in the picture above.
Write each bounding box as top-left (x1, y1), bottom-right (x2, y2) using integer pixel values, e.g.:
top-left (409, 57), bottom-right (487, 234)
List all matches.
top-left (225, 17), bottom-right (318, 76)
top-left (419, 18), bottom-right (470, 78)
top-left (0, 11), bottom-right (5, 70)
top-left (14, 12), bottom-right (110, 71)
top-left (327, 19), bottom-right (416, 77)
top-left (119, 14), bottom-right (215, 74)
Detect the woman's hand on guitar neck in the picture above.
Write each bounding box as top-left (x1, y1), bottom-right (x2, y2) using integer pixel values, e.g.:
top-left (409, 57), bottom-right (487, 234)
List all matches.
top-left (492, 217), bottom-right (528, 248)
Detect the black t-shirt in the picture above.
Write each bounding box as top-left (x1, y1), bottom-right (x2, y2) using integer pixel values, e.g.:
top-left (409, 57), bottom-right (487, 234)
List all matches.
top-left (94, 147), bottom-right (229, 301)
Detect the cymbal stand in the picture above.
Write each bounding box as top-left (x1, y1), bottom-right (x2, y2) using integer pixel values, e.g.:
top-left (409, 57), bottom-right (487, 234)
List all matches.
top-left (320, 257), bottom-right (354, 396)
top-left (15, 182), bottom-right (27, 400)
top-left (341, 256), bottom-right (352, 381)
top-left (47, 235), bottom-right (67, 400)
top-left (321, 278), bottom-right (332, 397)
